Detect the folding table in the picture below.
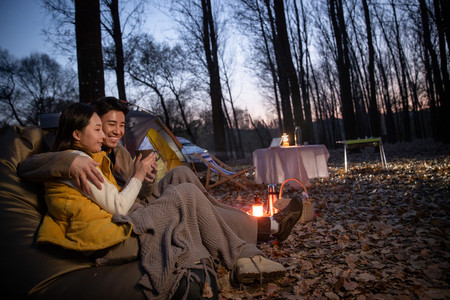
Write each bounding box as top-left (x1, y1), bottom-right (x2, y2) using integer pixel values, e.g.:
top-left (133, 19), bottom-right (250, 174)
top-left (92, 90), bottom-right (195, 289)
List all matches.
top-left (336, 137), bottom-right (387, 172)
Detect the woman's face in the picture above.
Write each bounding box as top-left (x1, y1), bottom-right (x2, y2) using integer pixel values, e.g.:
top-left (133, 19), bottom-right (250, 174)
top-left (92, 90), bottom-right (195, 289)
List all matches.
top-left (73, 113), bottom-right (105, 153)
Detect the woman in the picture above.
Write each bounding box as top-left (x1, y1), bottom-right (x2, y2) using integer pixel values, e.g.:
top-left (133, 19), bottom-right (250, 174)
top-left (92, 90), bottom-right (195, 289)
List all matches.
top-left (37, 102), bottom-right (288, 300)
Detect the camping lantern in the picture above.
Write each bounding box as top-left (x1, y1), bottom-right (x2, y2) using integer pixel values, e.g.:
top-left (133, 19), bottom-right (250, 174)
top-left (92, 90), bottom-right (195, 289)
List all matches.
top-left (282, 133), bottom-right (289, 147)
top-left (251, 203), bottom-right (264, 217)
top-left (267, 184), bottom-right (278, 216)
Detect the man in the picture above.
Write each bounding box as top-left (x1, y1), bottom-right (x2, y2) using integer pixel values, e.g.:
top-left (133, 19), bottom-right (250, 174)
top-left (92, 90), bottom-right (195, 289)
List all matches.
top-left (19, 97), bottom-right (302, 250)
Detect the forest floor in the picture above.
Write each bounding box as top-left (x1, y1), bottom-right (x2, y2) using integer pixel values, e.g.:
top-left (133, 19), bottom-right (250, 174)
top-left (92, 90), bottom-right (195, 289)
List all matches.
top-left (197, 139), bottom-right (450, 299)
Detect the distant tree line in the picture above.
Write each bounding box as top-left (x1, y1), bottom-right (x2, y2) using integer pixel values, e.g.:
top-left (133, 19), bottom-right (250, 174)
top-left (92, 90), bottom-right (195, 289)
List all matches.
top-left (235, 0), bottom-right (449, 146)
top-left (0, 0), bottom-right (448, 157)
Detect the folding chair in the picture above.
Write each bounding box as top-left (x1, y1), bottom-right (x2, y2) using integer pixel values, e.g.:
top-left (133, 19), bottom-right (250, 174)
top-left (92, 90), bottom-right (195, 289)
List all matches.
top-left (193, 151), bottom-right (252, 189)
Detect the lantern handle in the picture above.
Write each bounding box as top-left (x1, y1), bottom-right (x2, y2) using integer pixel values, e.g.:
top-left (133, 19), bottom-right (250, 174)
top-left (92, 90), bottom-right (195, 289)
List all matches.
top-left (279, 178), bottom-right (308, 199)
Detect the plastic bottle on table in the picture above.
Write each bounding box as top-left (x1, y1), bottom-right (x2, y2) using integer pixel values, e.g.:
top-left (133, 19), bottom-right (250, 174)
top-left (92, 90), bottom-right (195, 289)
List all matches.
top-left (294, 126), bottom-right (303, 146)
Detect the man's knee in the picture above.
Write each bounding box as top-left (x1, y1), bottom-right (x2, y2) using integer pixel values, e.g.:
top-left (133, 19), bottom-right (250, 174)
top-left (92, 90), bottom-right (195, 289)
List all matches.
top-left (167, 166), bottom-right (198, 183)
top-left (171, 165), bottom-right (194, 176)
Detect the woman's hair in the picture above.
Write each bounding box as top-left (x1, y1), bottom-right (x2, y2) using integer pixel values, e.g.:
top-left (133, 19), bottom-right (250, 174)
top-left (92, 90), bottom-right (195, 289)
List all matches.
top-left (91, 96), bottom-right (129, 117)
top-left (52, 102), bottom-right (95, 152)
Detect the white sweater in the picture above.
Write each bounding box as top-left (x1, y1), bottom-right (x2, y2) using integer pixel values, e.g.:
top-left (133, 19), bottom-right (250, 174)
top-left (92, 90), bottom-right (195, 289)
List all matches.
top-left (60, 150), bottom-right (142, 215)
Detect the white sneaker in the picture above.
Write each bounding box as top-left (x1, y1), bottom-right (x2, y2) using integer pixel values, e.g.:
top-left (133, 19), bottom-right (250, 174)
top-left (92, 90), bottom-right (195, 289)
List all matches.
top-left (234, 255), bottom-right (286, 284)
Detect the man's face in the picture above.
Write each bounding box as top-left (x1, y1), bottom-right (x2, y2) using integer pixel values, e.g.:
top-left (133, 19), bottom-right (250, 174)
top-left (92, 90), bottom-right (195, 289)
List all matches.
top-left (100, 110), bottom-right (125, 149)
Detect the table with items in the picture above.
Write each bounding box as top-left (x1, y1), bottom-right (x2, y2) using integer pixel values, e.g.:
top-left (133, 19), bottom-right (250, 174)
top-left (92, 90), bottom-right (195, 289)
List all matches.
top-left (252, 145), bottom-right (330, 187)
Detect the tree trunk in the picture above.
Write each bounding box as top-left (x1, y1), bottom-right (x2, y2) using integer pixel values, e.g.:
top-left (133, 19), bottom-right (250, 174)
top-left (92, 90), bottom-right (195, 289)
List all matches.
top-left (170, 87), bottom-right (195, 143)
top-left (273, 0), bottom-right (303, 144)
top-left (419, 0), bottom-right (448, 142)
top-left (265, 0), bottom-right (294, 138)
top-left (373, 5), bottom-right (401, 141)
top-left (307, 49), bottom-right (330, 145)
top-left (107, 0), bottom-right (127, 101)
top-left (201, 0), bottom-right (227, 157)
top-left (221, 96), bottom-right (239, 159)
top-left (434, 0), bottom-right (450, 142)
top-left (222, 67), bottom-right (244, 158)
top-left (293, 0), bottom-right (314, 144)
top-left (362, 0), bottom-right (381, 137)
top-left (376, 49), bottom-right (396, 143)
top-left (255, 0), bottom-right (283, 133)
top-left (75, 0), bottom-right (105, 103)
top-left (440, 0), bottom-right (450, 58)
top-left (129, 73), bottom-right (172, 131)
top-left (329, 0), bottom-right (357, 140)
top-left (391, 1), bottom-right (411, 141)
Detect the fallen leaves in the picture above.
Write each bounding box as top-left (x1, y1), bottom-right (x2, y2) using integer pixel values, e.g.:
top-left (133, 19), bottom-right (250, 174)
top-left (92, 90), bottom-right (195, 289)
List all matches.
top-left (207, 140), bottom-right (450, 299)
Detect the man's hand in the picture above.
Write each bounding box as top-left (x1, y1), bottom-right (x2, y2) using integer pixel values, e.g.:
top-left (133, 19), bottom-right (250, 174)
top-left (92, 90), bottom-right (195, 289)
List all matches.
top-left (70, 156), bottom-right (104, 195)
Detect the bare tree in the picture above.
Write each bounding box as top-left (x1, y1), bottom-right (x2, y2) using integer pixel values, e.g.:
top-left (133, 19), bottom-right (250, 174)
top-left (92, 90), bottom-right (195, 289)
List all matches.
top-left (200, 0), bottom-right (227, 156)
top-left (171, 0), bottom-right (228, 157)
top-left (329, 0), bottom-right (357, 139)
top-left (42, 0), bottom-right (145, 102)
top-left (161, 46), bottom-right (199, 142)
top-left (102, 0), bottom-right (127, 101)
top-left (126, 34), bottom-right (173, 130)
top-left (419, 0), bottom-right (449, 142)
top-left (233, 0), bottom-right (283, 132)
top-left (271, 0), bottom-right (304, 144)
top-left (101, 0), bottom-right (146, 101)
top-left (362, 0), bottom-right (381, 137)
top-left (0, 49), bottom-right (23, 126)
top-left (0, 50), bottom-right (77, 125)
top-left (41, 0), bottom-right (77, 61)
top-left (289, 0), bottom-right (314, 143)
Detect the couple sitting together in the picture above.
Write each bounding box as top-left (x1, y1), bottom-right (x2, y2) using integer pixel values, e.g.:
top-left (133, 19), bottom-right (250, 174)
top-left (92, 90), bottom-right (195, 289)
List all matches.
top-left (19, 97), bottom-right (303, 299)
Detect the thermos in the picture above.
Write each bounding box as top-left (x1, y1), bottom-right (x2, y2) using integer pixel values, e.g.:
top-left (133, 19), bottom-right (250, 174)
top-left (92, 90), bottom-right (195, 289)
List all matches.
top-left (267, 184), bottom-right (278, 215)
top-left (294, 126), bottom-right (303, 146)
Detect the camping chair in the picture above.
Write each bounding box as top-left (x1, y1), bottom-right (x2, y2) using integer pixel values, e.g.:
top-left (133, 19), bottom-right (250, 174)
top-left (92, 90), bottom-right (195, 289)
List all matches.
top-left (193, 151), bottom-right (252, 190)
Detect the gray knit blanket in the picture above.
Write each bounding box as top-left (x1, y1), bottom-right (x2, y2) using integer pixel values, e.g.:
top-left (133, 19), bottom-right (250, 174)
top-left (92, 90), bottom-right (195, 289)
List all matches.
top-left (114, 182), bottom-right (262, 299)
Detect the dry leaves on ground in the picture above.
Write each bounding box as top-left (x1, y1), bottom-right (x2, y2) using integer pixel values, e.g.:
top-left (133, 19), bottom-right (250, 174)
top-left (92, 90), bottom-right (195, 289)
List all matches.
top-left (202, 140), bottom-right (450, 299)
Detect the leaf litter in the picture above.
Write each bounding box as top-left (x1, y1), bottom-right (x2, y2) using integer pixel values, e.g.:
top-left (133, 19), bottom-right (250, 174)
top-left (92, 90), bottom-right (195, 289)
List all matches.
top-left (201, 140), bottom-right (450, 299)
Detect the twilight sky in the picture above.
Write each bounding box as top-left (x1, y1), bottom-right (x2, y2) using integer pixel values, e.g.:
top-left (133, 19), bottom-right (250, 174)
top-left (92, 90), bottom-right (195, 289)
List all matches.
top-left (0, 0), bottom-right (267, 120)
top-left (0, 0), bottom-right (52, 59)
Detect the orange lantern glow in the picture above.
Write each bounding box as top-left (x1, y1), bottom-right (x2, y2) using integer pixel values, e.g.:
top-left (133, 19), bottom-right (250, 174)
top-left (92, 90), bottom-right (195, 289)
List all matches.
top-left (251, 203), bottom-right (264, 217)
top-left (282, 133), bottom-right (289, 147)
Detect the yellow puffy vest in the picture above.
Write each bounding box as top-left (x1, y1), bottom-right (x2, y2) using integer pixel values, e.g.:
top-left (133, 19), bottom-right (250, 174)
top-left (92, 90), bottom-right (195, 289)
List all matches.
top-left (36, 151), bottom-right (132, 251)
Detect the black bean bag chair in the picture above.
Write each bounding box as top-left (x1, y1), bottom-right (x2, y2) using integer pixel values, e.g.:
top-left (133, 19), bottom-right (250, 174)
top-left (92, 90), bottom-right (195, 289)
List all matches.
top-left (0, 126), bottom-right (215, 300)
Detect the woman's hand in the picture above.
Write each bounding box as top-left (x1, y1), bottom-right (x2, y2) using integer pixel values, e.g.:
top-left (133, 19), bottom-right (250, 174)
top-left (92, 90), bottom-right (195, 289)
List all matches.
top-left (133, 153), bottom-right (156, 182)
top-left (144, 161), bottom-right (159, 183)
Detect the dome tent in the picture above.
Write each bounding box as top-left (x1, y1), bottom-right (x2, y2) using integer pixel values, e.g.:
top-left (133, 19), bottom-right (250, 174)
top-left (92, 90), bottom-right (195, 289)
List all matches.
top-left (124, 110), bottom-right (193, 181)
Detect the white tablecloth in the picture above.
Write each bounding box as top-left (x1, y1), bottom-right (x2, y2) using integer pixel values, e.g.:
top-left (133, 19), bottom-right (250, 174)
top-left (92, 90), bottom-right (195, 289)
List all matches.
top-left (252, 145), bottom-right (330, 187)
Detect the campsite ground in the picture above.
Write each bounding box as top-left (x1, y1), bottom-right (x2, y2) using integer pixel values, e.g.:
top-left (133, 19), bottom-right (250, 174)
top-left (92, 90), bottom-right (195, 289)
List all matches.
top-left (199, 139), bottom-right (450, 299)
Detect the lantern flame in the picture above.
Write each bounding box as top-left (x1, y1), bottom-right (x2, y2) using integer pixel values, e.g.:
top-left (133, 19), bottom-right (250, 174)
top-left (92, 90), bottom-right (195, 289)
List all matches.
top-left (282, 133), bottom-right (289, 146)
top-left (251, 203), bottom-right (264, 217)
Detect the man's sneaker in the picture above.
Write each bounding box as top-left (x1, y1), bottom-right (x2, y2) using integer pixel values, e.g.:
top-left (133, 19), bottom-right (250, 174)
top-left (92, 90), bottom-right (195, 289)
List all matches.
top-left (272, 196), bottom-right (303, 241)
top-left (233, 255), bottom-right (286, 284)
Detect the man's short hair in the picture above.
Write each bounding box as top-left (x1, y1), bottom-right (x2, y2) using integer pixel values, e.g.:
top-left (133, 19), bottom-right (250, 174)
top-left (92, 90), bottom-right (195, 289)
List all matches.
top-left (92, 97), bottom-right (129, 117)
